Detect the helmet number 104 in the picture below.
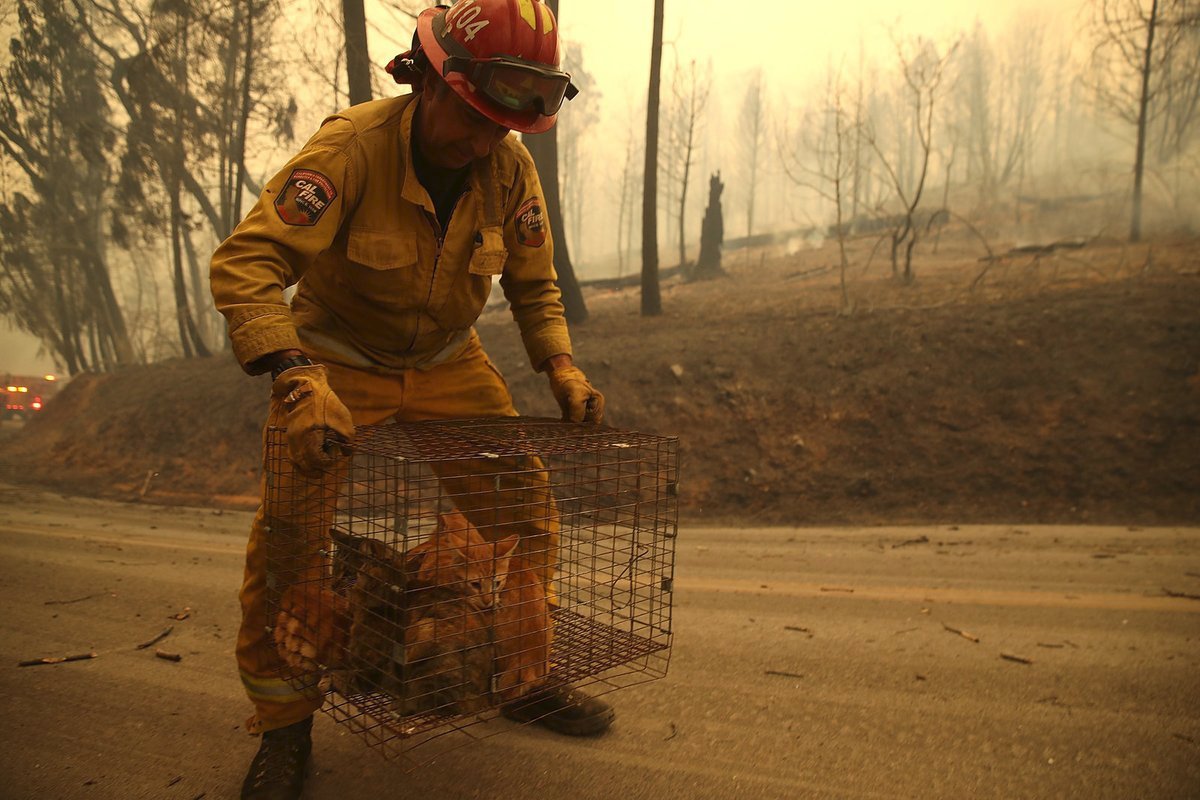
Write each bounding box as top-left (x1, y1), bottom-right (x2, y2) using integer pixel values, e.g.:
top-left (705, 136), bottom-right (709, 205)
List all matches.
top-left (446, 0), bottom-right (490, 41)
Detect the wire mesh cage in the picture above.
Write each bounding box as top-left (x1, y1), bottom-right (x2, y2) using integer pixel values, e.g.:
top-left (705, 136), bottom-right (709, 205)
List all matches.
top-left (264, 417), bottom-right (678, 763)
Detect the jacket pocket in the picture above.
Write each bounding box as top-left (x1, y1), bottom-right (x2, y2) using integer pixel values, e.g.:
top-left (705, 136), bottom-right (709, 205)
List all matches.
top-left (347, 228), bottom-right (419, 270)
top-left (467, 227), bottom-right (508, 276)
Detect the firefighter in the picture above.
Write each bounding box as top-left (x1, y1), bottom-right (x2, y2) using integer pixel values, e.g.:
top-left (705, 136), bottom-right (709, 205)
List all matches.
top-left (209, 2), bottom-right (610, 797)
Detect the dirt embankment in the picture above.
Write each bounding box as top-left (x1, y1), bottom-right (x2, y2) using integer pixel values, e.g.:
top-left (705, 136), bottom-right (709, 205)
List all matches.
top-left (3, 236), bottom-right (1198, 525)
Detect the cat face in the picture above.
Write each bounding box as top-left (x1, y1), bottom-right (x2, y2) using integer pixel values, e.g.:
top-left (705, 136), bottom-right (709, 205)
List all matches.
top-left (411, 511), bottom-right (519, 610)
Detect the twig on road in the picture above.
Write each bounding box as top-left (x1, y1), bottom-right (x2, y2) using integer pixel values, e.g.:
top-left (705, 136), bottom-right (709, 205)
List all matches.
top-left (1000, 652), bottom-right (1034, 665)
top-left (1163, 587), bottom-right (1200, 601)
top-left (168, 607), bottom-right (192, 621)
top-left (942, 623), bottom-right (980, 643)
top-left (18, 652), bottom-right (98, 667)
top-left (44, 592), bottom-right (108, 606)
top-left (139, 469), bottom-right (159, 498)
top-left (663, 722), bottom-right (678, 741)
top-left (819, 586), bottom-right (855, 593)
top-left (892, 535), bottom-right (930, 549)
top-left (764, 670), bottom-right (804, 679)
top-left (783, 626), bottom-right (811, 633)
top-left (136, 626), bottom-right (174, 650)
top-left (155, 649), bottom-right (182, 663)
top-left (1036, 642), bottom-right (1065, 649)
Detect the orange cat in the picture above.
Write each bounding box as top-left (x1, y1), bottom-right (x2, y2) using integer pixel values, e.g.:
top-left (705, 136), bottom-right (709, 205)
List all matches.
top-left (407, 510), bottom-right (519, 609)
top-left (275, 510), bottom-right (552, 715)
top-left (489, 552), bottom-right (552, 702)
top-left (402, 511), bottom-right (552, 709)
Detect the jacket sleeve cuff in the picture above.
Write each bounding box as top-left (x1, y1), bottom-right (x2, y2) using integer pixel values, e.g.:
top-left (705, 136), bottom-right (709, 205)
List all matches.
top-left (228, 310), bottom-right (303, 374)
top-left (522, 320), bottom-right (573, 371)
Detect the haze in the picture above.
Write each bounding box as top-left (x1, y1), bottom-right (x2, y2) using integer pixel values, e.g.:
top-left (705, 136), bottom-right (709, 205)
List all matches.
top-left (1, 3), bottom-right (1197, 796)
top-left (0, 0), bottom-right (1193, 373)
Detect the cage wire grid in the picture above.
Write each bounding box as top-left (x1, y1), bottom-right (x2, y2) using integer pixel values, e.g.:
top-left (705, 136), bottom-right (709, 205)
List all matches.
top-left (264, 417), bottom-right (678, 764)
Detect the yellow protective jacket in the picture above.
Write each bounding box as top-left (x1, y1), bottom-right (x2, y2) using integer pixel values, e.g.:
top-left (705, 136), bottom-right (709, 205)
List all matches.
top-left (210, 93), bottom-right (572, 375)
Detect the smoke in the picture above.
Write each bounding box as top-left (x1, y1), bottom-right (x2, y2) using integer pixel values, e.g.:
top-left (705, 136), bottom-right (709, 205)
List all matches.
top-left (785, 231), bottom-right (827, 255)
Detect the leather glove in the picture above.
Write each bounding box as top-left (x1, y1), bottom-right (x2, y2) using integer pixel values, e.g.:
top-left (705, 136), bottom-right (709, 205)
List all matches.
top-left (546, 365), bottom-right (605, 424)
top-left (272, 364), bottom-right (355, 474)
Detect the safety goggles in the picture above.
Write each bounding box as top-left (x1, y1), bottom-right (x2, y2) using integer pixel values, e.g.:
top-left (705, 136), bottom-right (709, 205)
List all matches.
top-left (442, 55), bottom-right (578, 116)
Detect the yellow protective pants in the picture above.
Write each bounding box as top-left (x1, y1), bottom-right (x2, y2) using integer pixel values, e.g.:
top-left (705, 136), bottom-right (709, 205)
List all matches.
top-left (236, 333), bottom-right (559, 733)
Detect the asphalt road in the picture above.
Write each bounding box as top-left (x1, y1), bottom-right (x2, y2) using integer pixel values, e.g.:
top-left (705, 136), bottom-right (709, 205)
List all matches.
top-left (1, 482), bottom-right (1198, 799)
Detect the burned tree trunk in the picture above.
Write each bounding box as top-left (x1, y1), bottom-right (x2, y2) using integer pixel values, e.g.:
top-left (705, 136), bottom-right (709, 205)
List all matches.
top-left (640, 0), bottom-right (665, 316)
top-left (524, 129), bottom-right (588, 323)
top-left (692, 172), bottom-right (725, 281)
top-left (522, 0), bottom-right (587, 323)
top-left (342, 0), bottom-right (372, 106)
top-left (1131, 0), bottom-right (1159, 243)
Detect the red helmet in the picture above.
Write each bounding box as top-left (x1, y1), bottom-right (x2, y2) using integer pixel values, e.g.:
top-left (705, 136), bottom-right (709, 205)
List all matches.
top-left (404, 0), bottom-right (577, 134)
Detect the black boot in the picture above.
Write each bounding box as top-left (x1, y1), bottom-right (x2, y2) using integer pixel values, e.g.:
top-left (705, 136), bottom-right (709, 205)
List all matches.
top-left (240, 716), bottom-right (313, 800)
top-left (501, 685), bottom-right (615, 736)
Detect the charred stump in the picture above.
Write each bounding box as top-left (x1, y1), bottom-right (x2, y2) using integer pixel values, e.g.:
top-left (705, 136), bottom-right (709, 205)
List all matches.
top-left (692, 171), bottom-right (725, 281)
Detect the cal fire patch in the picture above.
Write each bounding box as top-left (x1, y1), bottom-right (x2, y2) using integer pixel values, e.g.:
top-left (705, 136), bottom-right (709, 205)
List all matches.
top-left (275, 169), bottom-right (337, 226)
top-left (515, 197), bottom-right (546, 248)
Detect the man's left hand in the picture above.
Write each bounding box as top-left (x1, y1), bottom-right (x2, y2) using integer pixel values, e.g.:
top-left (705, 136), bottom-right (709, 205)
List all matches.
top-left (546, 363), bottom-right (605, 424)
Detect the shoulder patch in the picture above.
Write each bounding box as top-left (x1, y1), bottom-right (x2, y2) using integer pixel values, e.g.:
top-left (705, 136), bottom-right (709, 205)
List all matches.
top-left (275, 169), bottom-right (337, 226)
top-left (515, 197), bottom-right (546, 248)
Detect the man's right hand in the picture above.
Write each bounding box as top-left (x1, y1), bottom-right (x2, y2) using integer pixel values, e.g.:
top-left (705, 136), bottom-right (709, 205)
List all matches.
top-left (271, 364), bottom-right (356, 474)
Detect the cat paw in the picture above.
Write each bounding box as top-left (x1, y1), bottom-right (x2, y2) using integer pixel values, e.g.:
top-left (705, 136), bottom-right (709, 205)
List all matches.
top-left (273, 584), bottom-right (348, 671)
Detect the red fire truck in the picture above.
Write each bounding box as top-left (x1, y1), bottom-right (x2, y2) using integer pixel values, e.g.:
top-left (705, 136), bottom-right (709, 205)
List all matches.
top-left (2, 373), bottom-right (61, 420)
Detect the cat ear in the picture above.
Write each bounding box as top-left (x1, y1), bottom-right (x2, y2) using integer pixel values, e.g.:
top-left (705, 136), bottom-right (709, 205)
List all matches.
top-left (405, 533), bottom-right (433, 566)
top-left (412, 542), bottom-right (467, 586)
top-left (359, 537), bottom-right (392, 564)
top-left (411, 549), bottom-right (440, 585)
top-left (403, 548), bottom-right (426, 577)
top-left (405, 524), bottom-right (448, 579)
top-left (441, 510), bottom-right (489, 547)
top-left (493, 534), bottom-right (520, 560)
top-left (437, 510), bottom-right (471, 534)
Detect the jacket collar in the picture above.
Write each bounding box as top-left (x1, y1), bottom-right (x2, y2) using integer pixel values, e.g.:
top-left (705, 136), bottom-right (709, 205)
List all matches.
top-left (400, 93), bottom-right (500, 228)
top-left (400, 95), bottom-right (437, 215)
